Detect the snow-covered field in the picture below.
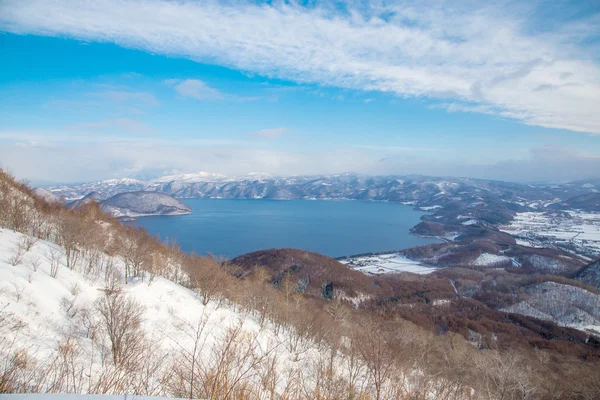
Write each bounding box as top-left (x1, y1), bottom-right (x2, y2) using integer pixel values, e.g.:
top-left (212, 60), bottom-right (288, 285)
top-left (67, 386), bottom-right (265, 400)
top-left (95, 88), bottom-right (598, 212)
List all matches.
top-left (341, 254), bottom-right (439, 275)
top-left (501, 211), bottom-right (600, 257)
top-left (0, 228), bottom-right (341, 396)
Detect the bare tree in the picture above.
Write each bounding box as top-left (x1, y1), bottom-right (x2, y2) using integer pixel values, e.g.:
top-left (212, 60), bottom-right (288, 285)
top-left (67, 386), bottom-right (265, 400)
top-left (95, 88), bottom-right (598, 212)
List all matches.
top-left (95, 289), bottom-right (146, 366)
top-left (354, 319), bottom-right (405, 400)
top-left (45, 246), bottom-right (63, 278)
top-left (169, 311), bottom-right (212, 399)
top-left (186, 256), bottom-right (226, 306)
top-left (7, 241), bottom-right (26, 266)
top-left (57, 213), bottom-right (84, 270)
top-left (473, 349), bottom-right (538, 400)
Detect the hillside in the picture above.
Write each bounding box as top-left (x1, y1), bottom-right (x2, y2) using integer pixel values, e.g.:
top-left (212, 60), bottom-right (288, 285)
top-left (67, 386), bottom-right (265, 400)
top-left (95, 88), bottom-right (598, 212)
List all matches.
top-left (67, 191), bottom-right (102, 208)
top-left (32, 188), bottom-right (64, 204)
top-left (576, 259), bottom-right (600, 289)
top-left (231, 248), bottom-right (395, 299)
top-left (551, 192), bottom-right (600, 212)
top-left (100, 191), bottom-right (191, 218)
top-left (502, 281), bottom-right (600, 334)
top-left (0, 228), bottom-right (332, 396)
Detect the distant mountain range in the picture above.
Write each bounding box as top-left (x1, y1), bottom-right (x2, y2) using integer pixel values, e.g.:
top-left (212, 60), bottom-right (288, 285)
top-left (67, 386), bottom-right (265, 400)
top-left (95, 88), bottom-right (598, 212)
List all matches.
top-left (46, 172), bottom-right (600, 211)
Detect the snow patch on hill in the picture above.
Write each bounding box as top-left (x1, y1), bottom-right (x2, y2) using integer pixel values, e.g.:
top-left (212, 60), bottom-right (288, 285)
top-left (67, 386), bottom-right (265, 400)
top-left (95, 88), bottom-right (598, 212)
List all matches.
top-left (472, 253), bottom-right (511, 267)
top-left (501, 281), bottom-right (600, 335)
top-left (101, 191), bottom-right (191, 218)
top-left (341, 254), bottom-right (439, 275)
top-left (32, 188), bottom-right (64, 204)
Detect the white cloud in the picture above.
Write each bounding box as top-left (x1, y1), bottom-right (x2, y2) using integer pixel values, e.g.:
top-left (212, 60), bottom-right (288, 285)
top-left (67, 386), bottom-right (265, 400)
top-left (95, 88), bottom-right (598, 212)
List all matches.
top-left (250, 127), bottom-right (288, 139)
top-left (1, 0), bottom-right (599, 133)
top-left (165, 79), bottom-right (224, 100)
top-left (67, 118), bottom-right (155, 135)
top-left (2, 130), bottom-right (599, 184)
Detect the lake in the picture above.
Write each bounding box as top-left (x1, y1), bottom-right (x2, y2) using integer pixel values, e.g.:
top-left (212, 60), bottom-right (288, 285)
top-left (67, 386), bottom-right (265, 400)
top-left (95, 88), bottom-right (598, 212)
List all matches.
top-left (130, 199), bottom-right (440, 258)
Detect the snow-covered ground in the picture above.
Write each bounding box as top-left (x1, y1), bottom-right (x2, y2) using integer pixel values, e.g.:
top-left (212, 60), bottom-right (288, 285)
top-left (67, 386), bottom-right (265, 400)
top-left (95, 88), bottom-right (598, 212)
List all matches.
top-left (0, 228), bottom-right (344, 395)
top-left (501, 211), bottom-right (600, 257)
top-left (341, 254), bottom-right (439, 275)
top-left (501, 281), bottom-right (600, 336)
top-left (472, 253), bottom-right (512, 267)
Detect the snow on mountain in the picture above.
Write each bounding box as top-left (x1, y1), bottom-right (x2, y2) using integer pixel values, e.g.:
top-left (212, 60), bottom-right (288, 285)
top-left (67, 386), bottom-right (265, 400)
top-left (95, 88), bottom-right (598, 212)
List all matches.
top-left (67, 191), bottom-right (102, 208)
top-left (576, 259), bottom-right (600, 289)
top-left (501, 281), bottom-right (600, 335)
top-left (100, 191), bottom-right (191, 218)
top-left (472, 253), bottom-right (511, 267)
top-left (50, 178), bottom-right (150, 200)
top-left (32, 188), bottom-right (64, 204)
top-left (152, 172), bottom-right (228, 183)
top-left (48, 173), bottom-right (598, 208)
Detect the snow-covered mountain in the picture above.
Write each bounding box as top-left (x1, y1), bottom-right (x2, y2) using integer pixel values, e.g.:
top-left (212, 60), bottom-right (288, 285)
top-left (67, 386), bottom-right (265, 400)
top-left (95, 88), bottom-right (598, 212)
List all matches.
top-left (100, 191), bottom-right (191, 218)
top-left (32, 188), bottom-right (64, 204)
top-left (67, 191), bottom-right (101, 208)
top-left (48, 172), bottom-right (595, 206)
top-left (49, 178), bottom-right (149, 200)
top-left (502, 281), bottom-right (600, 335)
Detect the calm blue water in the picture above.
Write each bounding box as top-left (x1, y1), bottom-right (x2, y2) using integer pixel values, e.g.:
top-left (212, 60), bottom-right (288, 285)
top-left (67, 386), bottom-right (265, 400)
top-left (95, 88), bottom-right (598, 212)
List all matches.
top-left (130, 199), bottom-right (439, 258)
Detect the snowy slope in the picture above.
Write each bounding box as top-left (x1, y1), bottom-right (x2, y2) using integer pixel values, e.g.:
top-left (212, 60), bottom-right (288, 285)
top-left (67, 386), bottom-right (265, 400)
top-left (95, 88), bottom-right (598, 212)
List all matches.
top-left (0, 228), bottom-right (378, 397)
top-left (32, 188), bottom-right (64, 204)
top-left (100, 191), bottom-right (191, 218)
top-left (501, 281), bottom-right (600, 335)
top-left (472, 253), bottom-right (511, 267)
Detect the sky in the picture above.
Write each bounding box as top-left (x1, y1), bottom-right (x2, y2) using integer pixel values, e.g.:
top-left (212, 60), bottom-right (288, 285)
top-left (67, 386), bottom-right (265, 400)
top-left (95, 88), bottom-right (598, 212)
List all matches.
top-left (0, 0), bottom-right (599, 185)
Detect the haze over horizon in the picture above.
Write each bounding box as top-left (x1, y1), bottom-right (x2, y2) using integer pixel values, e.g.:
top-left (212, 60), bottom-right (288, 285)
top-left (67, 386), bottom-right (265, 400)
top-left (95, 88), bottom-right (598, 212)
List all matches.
top-left (1, 0), bottom-right (599, 184)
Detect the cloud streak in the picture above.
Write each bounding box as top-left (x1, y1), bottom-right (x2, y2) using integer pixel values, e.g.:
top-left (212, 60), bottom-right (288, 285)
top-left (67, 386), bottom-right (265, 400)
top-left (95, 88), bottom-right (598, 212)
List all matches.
top-left (1, 0), bottom-right (599, 133)
top-left (2, 130), bottom-right (599, 184)
top-left (165, 79), bottom-right (224, 100)
top-left (250, 127), bottom-right (288, 139)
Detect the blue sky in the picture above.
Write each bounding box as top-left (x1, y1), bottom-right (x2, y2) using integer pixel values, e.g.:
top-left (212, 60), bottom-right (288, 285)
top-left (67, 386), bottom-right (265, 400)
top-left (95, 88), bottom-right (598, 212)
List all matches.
top-left (0, 0), bottom-right (599, 184)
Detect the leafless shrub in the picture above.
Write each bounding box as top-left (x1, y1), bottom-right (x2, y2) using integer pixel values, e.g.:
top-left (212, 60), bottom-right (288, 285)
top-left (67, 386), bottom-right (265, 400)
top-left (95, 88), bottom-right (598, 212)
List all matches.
top-left (60, 296), bottom-right (78, 319)
top-left (353, 319), bottom-right (407, 400)
top-left (44, 246), bottom-right (62, 278)
top-left (8, 241), bottom-right (26, 266)
top-left (473, 348), bottom-right (538, 400)
top-left (57, 211), bottom-right (98, 270)
top-left (45, 336), bottom-right (87, 393)
top-left (74, 305), bottom-right (98, 340)
top-left (0, 349), bottom-right (39, 393)
top-left (28, 255), bottom-right (41, 272)
top-left (120, 231), bottom-right (155, 283)
top-left (11, 283), bottom-right (25, 304)
top-left (94, 289), bottom-right (146, 366)
top-left (185, 256), bottom-right (227, 306)
top-left (21, 235), bottom-right (37, 252)
top-left (170, 312), bottom-right (212, 399)
top-left (103, 261), bottom-right (123, 293)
